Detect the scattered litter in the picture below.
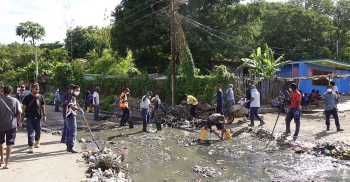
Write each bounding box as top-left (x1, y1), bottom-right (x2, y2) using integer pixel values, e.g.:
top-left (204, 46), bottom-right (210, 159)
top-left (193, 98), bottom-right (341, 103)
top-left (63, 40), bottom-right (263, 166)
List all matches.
top-left (192, 165), bottom-right (222, 177)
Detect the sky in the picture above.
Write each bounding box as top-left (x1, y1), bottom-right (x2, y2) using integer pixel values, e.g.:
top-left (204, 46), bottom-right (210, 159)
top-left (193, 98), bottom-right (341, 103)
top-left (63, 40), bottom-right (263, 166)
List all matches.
top-left (0, 0), bottom-right (285, 45)
top-left (0, 0), bottom-right (122, 44)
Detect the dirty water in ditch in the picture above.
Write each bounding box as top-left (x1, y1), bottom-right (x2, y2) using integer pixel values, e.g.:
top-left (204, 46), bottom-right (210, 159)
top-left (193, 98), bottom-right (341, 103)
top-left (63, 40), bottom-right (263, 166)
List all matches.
top-left (77, 125), bottom-right (350, 182)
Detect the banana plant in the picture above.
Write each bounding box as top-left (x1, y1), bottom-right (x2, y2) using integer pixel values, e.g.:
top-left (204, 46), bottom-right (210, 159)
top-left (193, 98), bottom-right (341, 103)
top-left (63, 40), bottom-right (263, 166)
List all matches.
top-left (235, 44), bottom-right (290, 78)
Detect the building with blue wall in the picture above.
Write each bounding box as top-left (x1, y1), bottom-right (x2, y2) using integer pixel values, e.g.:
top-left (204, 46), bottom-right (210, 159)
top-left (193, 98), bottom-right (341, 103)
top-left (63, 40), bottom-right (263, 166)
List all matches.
top-left (275, 59), bottom-right (350, 94)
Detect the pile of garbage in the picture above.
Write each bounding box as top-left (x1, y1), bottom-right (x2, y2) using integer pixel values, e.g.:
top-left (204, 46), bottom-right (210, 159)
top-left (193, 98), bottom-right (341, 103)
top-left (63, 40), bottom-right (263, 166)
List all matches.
top-left (245, 128), bottom-right (275, 141)
top-left (292, 141), bottom-right (350, 160)
top-left (81, 147), bottom-right (130, 182)
top-left (160, 115), bottom-right (206, 130)
top-left (191, 165), bottom-right (222, 178)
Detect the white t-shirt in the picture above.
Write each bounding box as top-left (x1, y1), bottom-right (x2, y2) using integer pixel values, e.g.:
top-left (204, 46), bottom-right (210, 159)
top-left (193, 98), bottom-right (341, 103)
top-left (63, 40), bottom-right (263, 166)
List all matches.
top-left (238, 100), bottom-right (245, 105)
top-left (141, 95), bottom-right (150, 109)
top-left (332, 86), bottom-right (338, 94)
top-left (93, 91), bottom-right (99, 105)
top-left (250, 90), bottom-right (260, 107)
top-left (151, 97), bottom-right (161, 104)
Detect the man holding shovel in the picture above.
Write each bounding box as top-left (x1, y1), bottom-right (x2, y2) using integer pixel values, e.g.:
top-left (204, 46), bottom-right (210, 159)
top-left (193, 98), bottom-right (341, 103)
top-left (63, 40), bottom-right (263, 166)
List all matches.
top-left (65, 85), bottom-right (84, 153)
top-left (199, 113), bottom-right (232, 142)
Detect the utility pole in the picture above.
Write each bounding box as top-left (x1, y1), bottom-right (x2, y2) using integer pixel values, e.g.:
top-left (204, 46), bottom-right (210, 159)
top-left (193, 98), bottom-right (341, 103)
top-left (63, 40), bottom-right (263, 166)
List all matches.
top-left (170, 0), bottom-right (176, 106)
top-left (336, 40), bottom-right (339, 59)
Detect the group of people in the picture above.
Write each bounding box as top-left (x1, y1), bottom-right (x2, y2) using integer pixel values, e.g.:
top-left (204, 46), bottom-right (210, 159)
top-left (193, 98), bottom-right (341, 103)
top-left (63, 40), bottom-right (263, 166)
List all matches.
top-left (0, 84), bottom-right (47, 169)
top-left (118, 89), bottom-right (168, 132)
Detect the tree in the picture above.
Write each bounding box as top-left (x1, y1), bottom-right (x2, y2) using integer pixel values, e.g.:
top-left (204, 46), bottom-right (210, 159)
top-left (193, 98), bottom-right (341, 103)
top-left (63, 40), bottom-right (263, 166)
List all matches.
top-left (235, 44), bottom-right (290, 77)
top-left (16, 21), bottom-right (46, 82)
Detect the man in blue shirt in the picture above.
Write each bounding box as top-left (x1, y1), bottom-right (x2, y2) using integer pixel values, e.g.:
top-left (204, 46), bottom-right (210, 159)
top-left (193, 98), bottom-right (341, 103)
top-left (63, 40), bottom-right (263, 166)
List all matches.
top-left (322, 85), bottom-right (344, 132)
top-left (216, 84), bottom-right (224, 115)
top-left (224, 84), bottom-right (234, 116)
top-left (60, 84), bottom-right (74, 143)
top-left (55, 88), bottom-right (60, 112)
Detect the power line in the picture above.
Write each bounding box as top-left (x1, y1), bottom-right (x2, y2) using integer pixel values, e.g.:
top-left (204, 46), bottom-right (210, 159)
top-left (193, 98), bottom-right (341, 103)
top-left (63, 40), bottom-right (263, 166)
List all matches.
top-left (117, 0), bottom-right (164, 20)
top-left (113, 0), bottom-right (156, 18)
top-left (124, 6), bottom-right (169, 30)
top-left (179, 14), bottom-right (311, 52)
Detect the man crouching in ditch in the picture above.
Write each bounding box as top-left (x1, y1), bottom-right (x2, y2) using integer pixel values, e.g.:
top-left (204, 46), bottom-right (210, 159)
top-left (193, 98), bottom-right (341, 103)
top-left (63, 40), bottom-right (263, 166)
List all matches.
top-left (66, 85), bottom-right (84, 153)
top-left (0, 85), bottom-right (22, 169)
top-left (199, 113), bottom-right (232, 143)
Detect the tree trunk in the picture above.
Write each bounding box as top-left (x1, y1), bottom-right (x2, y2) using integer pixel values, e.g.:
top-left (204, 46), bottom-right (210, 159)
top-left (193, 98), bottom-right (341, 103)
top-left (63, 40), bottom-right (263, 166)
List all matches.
top-left (35, 46), bottom-right (38, 83)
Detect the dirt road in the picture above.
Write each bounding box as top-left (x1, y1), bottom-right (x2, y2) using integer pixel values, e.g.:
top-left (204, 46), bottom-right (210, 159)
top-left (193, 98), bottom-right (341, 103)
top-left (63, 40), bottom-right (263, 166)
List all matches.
top-left (0, 133), bottom-right (85, 182)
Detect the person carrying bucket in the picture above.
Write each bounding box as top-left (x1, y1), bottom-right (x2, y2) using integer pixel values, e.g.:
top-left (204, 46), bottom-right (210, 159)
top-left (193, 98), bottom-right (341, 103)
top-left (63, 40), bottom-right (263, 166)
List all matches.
top-left (199, 113), bottom-right (232, 142)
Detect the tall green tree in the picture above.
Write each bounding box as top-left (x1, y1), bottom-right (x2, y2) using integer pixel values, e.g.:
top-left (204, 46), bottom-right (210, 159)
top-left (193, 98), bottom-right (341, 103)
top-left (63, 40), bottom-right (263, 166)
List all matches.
top-left (16, 21), bottom-right (46, 82)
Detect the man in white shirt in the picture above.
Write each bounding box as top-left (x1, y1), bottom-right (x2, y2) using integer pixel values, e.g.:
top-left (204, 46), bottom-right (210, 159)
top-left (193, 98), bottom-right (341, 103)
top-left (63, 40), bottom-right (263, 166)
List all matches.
top-left (224, 84), bottom-right (234, 116)
top-left (246, 85), bottom-right (265, 127)
top-left (93, 87), bottom-right (100, 121)
top-left (330, 81), bottom-right (339, 102)
top-left (141, 91), bottom-right (152, 132)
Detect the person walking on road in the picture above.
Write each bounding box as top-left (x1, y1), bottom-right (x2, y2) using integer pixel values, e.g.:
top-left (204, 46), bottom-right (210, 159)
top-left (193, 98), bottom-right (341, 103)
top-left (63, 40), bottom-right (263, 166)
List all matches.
top-left (66, 85), bottom-right (84, 153)
top-left (93, 87), bottom-right (100, 121)
top-left (246, 85), bottom-right (265, 127)
top-left (215, 84), bottom-right (224, 115)
top-left (141, 91), bottom-right (152, 132)
top-left (199, 113), bottom-right (232, 142)
top-left (244, 84), bottom-right (252, 121)
top-left (284, 83), bottom-right (301, 140)
top-left (323, 85), bottom-right (344, 132)
top-left (0, 85), bottom-right (22, 169)
top-left (22, 83), bottom-right (47, 153)
top-left (119, 88), bottom-right (131, 128)
top-left (224, 84), bottom-right (234, 117)
top-left (185, 94), bottom-right (198, 120)
top-left (60, 84), bottom-right (74, 143)
top-left (54, 88), bottom-right (60, 112)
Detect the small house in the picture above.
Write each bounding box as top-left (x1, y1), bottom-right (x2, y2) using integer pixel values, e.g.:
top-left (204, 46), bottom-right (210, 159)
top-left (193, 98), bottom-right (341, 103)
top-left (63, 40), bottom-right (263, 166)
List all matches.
top-left (275, 58), bottom-right (350, 94)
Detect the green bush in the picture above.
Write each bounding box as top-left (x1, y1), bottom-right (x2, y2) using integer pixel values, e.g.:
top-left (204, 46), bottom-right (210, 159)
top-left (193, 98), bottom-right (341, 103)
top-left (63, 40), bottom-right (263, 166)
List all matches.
top-left (100, 95), bottom-right (116, 112)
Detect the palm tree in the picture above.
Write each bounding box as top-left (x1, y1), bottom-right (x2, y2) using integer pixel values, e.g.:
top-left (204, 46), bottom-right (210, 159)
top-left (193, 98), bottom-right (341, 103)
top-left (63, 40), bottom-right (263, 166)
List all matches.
top-left (235, 44), bottom-right (290, 78)
top-left (16, 21), bottom-right (46, 82)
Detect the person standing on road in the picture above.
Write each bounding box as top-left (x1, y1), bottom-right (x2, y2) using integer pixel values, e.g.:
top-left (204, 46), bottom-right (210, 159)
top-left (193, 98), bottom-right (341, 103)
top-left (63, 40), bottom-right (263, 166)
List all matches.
top-left (93, 87), bottom-right (100, 121)
top-left (0, 85), bottom-right (22, 169)
top-left (224, 84), bottom-right (234, 117)
top-left (323, 85), bottom-right (344, 132)
top-left (185, 94), bottom-right (198, 120)
top-left (119, 88), bottom-right (131, 128)
top-left (246, 85), bottom-right (265, 127)
top-left (141, 91), bottom-right (152, 132)
top-left (330, 81), bottom-right (339, 103)
top-left (284, 83), bottom-right (301, 140)
top-left (66, 85), bottom-right (84, 153)
top-left (84, 90), bottom-right (90, 112)
top-left (215, 84), bottom-right (224, 115)
top-left (244, 84), bottom-right (252, 121)
top-left (22, 83), bottom-right (47, 153)
top-left (54, 88), bottom-right (60, 112)
top-left (60, 84), bottom-right (74, 143)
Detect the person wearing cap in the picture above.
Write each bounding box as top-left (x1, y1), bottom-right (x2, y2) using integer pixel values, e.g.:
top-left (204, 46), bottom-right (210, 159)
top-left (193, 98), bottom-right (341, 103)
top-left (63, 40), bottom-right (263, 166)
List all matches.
top-left (322, 85), bottom-right (344, 132)
top-left (215, 84), bottom-right (224, 115)
top-left (199, 113), bottom-right (232, 142)
top-left (60, 84), bottom-right (74, 143)
top-left (224, 84), bottom-right (234, 116)
top-left (246, 85), bottom-right (265, 127)
top-left (119, 88), bottom-right (131, 128)
top-left (54, 88), bottom-right (60, 112)
top-left (93, 87), bottom-right (100, 121)
top-left (151, 95), bottom-right (167, 119)
top-left (184, 94), bottom-right (198, 119)
top-left (284, 83), bottom-right (301, 139)
top-left (141, 91), bottom-right (153, 132)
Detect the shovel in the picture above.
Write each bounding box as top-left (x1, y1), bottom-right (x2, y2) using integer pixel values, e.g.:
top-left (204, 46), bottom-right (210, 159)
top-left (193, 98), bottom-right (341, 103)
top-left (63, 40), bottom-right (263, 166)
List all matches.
top-left (77, 102), bottom-right (100, 150)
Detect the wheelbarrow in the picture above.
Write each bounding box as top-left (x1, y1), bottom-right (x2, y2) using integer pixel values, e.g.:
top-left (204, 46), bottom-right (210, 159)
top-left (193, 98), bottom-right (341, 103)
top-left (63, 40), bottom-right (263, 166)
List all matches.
top-left (226, 104), bottom-right (249, 124)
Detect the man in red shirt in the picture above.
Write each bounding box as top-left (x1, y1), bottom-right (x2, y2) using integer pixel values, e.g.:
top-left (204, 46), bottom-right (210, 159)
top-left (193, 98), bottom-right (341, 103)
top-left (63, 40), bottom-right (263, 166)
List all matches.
top-left (284, 83), bottom-right (301, 140)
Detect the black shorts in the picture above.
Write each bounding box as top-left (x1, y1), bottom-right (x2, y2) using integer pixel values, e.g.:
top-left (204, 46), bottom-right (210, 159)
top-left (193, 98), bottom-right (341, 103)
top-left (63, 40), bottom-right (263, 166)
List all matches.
top-left (0, 128), bottom-right (17, 146)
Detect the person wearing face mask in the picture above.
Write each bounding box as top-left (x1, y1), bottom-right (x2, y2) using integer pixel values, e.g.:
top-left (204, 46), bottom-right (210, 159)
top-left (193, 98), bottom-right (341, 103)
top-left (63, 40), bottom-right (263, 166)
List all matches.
top-left (65, 85), bottom-right (84, 153)
top-left (284, 83), bottom-right (301, 140)
top-left (322, 85), bottom-right (344, 132)
top-left (21, 83), bottom-right (47, 153)
top-left (60, 84), bottom-right (74, 143)
top-left (119, 88), bottom-right (131, 128)
top-left (140, 91), bottom-right (153, 132)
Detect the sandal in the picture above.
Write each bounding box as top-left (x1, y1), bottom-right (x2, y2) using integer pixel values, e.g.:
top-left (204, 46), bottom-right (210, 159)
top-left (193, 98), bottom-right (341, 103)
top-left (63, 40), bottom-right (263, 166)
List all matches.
top-left (3, 164), bottom-right (10, 169)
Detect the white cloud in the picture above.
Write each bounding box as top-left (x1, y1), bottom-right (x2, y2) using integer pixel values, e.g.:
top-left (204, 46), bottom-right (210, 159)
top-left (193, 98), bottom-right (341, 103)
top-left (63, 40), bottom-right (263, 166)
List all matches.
top-left (0, 0), bottom-right (122, 44)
